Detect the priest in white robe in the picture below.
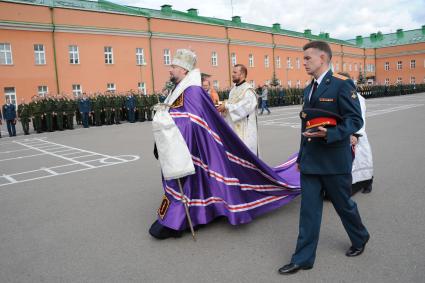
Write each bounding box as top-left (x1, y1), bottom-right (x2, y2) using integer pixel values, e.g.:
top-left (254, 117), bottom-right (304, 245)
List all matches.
top-left (217, 64), bottom-right (259, 155)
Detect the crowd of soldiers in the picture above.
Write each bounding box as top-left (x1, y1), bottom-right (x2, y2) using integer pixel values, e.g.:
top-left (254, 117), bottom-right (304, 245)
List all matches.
top-left (14, 91), bottom-right (161, 135)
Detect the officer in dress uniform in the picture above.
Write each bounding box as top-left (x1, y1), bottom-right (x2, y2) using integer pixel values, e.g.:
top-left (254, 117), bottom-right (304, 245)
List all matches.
top-left (78, 93), bottom-right (92, 128)
top-left (2, 98), bottom-right (17, 137)
top-left (278, 41), bottom-right (370, 275)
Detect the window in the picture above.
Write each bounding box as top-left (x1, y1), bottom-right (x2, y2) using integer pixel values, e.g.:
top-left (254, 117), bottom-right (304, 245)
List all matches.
top-left (0, 43), bottom-right (13, 65)
top-left (410, 76), bottom-right (415, 84)
top-left (296, 80), bottom-right (301, 88)
top-left (397, 61), bottom-right (402, 70)
top-left (211, 51), bottom-right (218, 67)
top-left (286, 57), bottom-right (291, 68)
top-left (4, 87), bottom-right (16, 106)
top-left (107, 83), bottom-right (116, 92)
top-left (296, 58), bottom-right (300, 69)
top-left (249, 80), bottom-right (255, 88)
top-left (34, 44), bottom-right (46, 65)
top-left (264, 55), bottom-right (269, 68)
top-left (136, 48), bottom-right (146, 65)
top-left (38, 85), bottom-right (48, 97)
top-left (213, 80), bottom-right (219, 89)
top-left (396, 77), bottom-right (402, 84)
top-left (104, 46), bottom-right (113, 64)
top-left (384, 62), bottom-right (390, 71)
top-left (69, 45), bottom-right (79, 64)
top-left (276, 56), bottom-right (281, 69)
top-left (287, 80), bottom-right (292, 87)
top-left (410, 60), bottom-right (416, 69)
top-left (371, 64), bottom-right (375, 72)
top-left (385, 78), bottom-right (390, 85)
top-left (72, 84), bottom-right (82, 97)
top-left (249, 54), bottom-right (254, 67)
top-left (164, 49), bottom-right (171, 65)
top-left (138, 82), bottom-right (146, 95)
top-left (231, 53), bottom-right (237, 66)
top-left (354, 63), bottom-right (358, 72)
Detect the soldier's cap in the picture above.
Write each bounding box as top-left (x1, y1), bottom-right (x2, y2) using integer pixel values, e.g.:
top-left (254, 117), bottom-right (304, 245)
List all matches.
top-left (300, 108), bottom-right (342, 131)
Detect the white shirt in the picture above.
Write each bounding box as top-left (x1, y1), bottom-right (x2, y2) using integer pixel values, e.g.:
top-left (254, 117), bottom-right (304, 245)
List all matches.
top-left (308, 68), bottom-right (330, 101)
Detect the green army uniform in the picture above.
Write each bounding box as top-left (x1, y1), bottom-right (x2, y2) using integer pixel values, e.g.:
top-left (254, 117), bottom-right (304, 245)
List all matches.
top-left (92, 97), bottom-right (103, 126)
top-left (113, 95), bottom-right (122, 124)
top-left (30, 100), bottom-right (44, 133)
top-left (104, 95), bottom-right (113, 125)
top-left (146, 94), bottom-right (159, 121)
top-left (55, 98), bottom-right (66, 131)
top-left (75, 99), bottom-right (82, 125)
top-left (65, 98), bottom-right (75, 129)
top-left (44, 98), bottom-right (55, 132)
top-left (136, 94), bottom-right (146, 122)
top-left (17, 102), bottom-right (31, 135)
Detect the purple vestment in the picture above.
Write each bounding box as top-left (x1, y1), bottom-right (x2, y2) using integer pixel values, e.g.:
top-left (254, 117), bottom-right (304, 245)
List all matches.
top-left (157, 86), bottom-right (300, 231)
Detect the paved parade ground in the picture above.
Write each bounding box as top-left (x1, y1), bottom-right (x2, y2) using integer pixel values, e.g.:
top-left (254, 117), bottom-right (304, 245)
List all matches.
top-left (1, 93), bottom-right (425, 282)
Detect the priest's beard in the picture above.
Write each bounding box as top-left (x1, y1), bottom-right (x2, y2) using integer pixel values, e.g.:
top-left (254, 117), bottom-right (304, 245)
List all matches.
top-left (170, 75), bottom-right (180, 85)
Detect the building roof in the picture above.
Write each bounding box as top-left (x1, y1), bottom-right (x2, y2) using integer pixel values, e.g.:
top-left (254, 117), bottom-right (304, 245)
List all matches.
top-left (347, 27), bottom-right (425, 48)
top-left (2, 0), bottom-right (424, 48)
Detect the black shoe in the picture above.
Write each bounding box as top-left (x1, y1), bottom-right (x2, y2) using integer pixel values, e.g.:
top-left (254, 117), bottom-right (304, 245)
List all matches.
top-left (278, 263), bottom-right (313, 275)
top-left (149, 220), bottom-right (183, 240)
top-left (362, 183), bottom-right (372, 194)
top-left (346, 236), bottom-right (369, 257)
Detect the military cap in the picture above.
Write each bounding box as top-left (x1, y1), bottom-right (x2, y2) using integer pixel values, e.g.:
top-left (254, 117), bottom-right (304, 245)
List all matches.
top-left (300, 108), bottom-right (342, 132)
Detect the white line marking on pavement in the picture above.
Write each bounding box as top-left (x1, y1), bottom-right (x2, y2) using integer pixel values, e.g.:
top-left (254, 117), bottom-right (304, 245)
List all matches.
top-left (0, 139), bottom-right (140, 188)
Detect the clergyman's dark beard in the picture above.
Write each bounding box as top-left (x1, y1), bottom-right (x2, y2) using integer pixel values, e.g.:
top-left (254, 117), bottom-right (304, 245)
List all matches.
top-left (170, 76), bottom-right (178, 84)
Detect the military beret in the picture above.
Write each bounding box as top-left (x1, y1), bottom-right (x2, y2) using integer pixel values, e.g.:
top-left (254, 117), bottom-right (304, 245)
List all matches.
top-left (300, 108), bottom-right (342, 132)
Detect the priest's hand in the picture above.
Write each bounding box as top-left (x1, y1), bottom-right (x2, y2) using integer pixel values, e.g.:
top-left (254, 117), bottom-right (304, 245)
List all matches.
top-left (302, 126), bottom-right (327, 138)
top-left (216, 104), bottom-right (226, 113)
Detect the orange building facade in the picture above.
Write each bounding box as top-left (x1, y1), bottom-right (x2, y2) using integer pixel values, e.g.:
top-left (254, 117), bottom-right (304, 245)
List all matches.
top-left (1, 0), bottom-right (424, 105)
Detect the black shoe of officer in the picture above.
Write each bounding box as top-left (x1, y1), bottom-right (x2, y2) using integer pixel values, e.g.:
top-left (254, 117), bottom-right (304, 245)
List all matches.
top-left (362, 183), bottom-right (372, 194)
top-left (346, 236), bottom-right (369, 257)
top-left (278, 263), bottom-right (313, 275)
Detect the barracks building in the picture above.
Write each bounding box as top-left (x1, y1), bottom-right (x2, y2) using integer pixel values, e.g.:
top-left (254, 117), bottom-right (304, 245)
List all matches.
top-left (0, 0), bottom-right (425, 105)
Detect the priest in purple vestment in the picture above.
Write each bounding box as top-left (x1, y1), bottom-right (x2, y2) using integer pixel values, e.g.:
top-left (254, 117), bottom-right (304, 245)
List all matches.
top-left (149, 49), bottom-right (301, 239)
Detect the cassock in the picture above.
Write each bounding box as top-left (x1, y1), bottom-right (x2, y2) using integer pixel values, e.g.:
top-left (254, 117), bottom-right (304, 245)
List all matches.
top-left (223, 82), bottom-right (258, 155)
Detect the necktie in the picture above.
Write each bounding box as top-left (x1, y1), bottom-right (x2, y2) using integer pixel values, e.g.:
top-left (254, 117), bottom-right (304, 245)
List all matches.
top-left (310, 81), bottom-right (318, 102)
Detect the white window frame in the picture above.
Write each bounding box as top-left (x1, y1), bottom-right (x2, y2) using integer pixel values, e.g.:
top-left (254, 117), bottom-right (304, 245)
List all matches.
top-left (276, 56), bottom-right (281, 69)
top-left (249, 80), bottom-right (255, 88)
top-left (0, 43), bottom-right (13, 65)
top-left (69, 45), bottom-right (79, 64)
top-left (384, 78), bottom-right (390, 85)
top-left (384, 62), bottom-right (389, 71)
top-left (107, 83), bottom-right (116, 92)
top-left (286, 57), bottom-right (291, 68)
top-left (397, 61), bottom-right (402, 70)
top-left (164, 49), bottom-right (171, 65)
top-left (213, 80), bottom-right (219, 90)
top-left (34, 44), bottom-right (46, 65)
top-left (264, 55), bottom-right (269, 68)
top-left (136, 48), bottom-right (146, 65)
top-left (211, 51), bottom-right (218, 67)
top-left (138, 82), bottom-right (146, 95)
top-left (231, 53), bottom-right (237, 66)
top-left (410, 76), bottom-right (415, 84)
top-left (4, 87), bottom-right (17, 107)
top-left (296, 80), bottom-right (301, 88)
top-left (396, 77), bottom-right (402, 84)
top-left (249, 54), bottom-right (254, 68)
top-left (104, 46), bottom-right (114, 64)
top-left (72, 84), bottom-right (82, 97)
top-left (38, 85), bottom-right (48, 97)
top-left (296, 57), bottom-right (300, 69)
top-left (410, 60), bottom-right (416, 69)
top-left (287, 80), bottom-right (292, 87)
